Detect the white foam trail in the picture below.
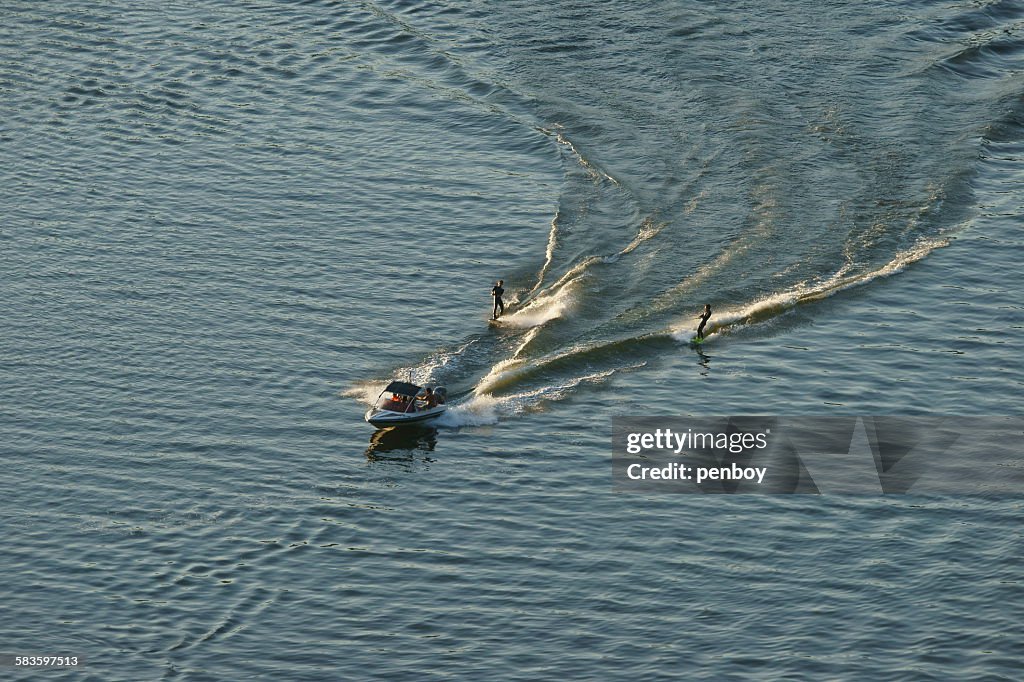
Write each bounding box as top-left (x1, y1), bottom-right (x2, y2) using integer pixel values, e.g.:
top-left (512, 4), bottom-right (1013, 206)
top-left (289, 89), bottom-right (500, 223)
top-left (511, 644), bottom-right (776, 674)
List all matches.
top-left (473, 357), bottom-right (528, 396)
top-left (546, 126), bottom-right (619, 185)
top-left (439, 363), bottom-right (645, 428)
top-left (669, 237), bottom-right (950, 341)
top-left (527, 212), bottom-right (561, 298)
top-left (802, 237), bottom-right (948, 301)
top-left (500, 364), bottom-right (645, 411)
top-left (341, 382), bottom-right (384, 406)
top-left (669, 289), bottom-right (800, 342)
top-left (517, 214), bottom-right (658, 321)
top-left (477, 331), bottom-right (596, 397)
top-left (433, 394), bottom-right (501, 427)
top-left (392, 339), bottom-right (477, 386)
top-left (512, 326), bottom-right (544, 359)
top-left (477, 329), bottom-right (648, 396)
top-left (501, 276), bottom-right (580, 328)
top-left (650, 231), bottom-right (756, 310)
top-left (564, 253), bottom-right (603, 280)
top-left (617, 217), bottom-right (665, 257)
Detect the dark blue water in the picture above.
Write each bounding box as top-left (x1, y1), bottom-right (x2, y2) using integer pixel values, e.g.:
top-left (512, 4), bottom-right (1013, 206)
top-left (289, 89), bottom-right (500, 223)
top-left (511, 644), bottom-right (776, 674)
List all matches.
top-left (2, 1), bottom-right (1023, 679)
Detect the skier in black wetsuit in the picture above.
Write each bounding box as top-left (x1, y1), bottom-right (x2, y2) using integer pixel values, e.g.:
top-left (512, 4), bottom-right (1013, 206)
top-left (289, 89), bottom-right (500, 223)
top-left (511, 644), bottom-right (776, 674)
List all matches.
top-left (696, 304), bottom-right (712, 339)
top-left (491, 280), bottom-right (505, 320)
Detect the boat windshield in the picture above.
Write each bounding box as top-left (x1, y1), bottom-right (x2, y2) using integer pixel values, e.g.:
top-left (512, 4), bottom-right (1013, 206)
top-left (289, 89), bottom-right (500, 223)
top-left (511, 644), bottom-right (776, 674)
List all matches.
top-left (379, 392), bottom-right (416, 413)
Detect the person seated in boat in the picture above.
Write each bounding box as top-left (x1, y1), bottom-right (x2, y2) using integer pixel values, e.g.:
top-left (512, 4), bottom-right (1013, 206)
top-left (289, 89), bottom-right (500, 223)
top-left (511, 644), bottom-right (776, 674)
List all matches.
top-left (421, 386), bottom-right (442, 408)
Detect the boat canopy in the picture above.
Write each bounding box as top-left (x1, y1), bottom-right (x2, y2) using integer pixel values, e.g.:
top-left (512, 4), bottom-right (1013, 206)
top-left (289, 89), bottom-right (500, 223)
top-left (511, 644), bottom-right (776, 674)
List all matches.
top-left (384, 381), bottom-right (422, 397)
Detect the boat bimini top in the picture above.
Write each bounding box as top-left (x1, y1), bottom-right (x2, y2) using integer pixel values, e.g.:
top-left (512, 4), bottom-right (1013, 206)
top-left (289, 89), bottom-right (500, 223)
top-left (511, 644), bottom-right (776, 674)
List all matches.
top-left (364, 381), bottom-right (448, 427)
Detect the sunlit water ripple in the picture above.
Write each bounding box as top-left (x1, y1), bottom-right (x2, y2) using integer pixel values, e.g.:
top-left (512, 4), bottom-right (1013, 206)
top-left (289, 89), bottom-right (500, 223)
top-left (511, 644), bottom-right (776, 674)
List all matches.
top-left (2, 0), bottom-right (1023, 679)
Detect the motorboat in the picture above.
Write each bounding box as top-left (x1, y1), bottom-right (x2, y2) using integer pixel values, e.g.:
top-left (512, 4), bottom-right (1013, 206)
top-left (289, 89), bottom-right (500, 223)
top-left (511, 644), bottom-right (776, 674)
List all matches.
top-left (365, 381), bottom-right (447, 427)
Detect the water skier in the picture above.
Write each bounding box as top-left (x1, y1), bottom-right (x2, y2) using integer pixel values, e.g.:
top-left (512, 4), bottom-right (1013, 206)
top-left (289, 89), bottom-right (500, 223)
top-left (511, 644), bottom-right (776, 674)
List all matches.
top-left (491, 280), bottom-right (505, 320)
top-left (697, 304), bottom-right (712, 340)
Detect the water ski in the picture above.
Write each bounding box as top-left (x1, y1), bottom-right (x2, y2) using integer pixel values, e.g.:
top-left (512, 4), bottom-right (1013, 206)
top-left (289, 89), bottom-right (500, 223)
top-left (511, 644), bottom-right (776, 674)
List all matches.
top-left (489, 303), bottom-right (514, 325)
top-left (689, 335), bottom-right (706, 347)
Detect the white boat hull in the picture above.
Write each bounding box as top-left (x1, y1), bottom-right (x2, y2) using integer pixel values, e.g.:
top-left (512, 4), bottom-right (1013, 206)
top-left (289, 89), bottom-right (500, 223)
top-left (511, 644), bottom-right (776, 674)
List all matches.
top-left (365, 404), bottom-right (447, 427)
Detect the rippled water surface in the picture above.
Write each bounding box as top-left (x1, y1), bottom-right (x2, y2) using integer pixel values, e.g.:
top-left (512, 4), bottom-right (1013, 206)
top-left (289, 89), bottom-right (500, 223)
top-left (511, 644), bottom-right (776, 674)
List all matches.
top-left (3, 0), bottom-right (1023, 679)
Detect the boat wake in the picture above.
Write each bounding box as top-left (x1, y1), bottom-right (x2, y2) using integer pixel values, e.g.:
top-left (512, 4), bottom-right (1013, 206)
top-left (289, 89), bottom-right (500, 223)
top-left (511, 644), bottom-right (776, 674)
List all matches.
top-left (338, 0), bottom-right (1000, 429)
top-left (433, 363), bottom-right (644, 428)
top-left (670, 236), bottom-right (951, 342)
top-left (348, 222), bottom-right (958, 429)
top-left (500, 279), bottom-right (578, 328)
